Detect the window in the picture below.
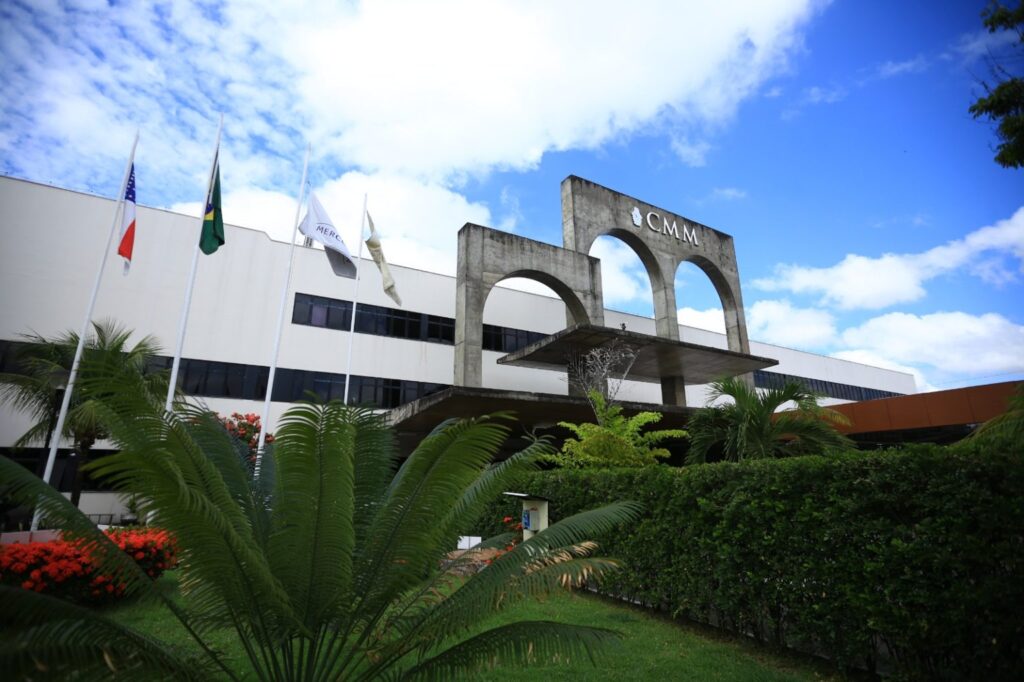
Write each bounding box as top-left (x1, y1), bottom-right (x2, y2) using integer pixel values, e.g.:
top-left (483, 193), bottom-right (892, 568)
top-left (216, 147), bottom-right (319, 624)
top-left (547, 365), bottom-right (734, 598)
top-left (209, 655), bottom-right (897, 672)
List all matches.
top-left (426, 315), bottom-right (454, 344)
top-left (753, 370), bottom-right (901, 402)
top-left (293, 293), bottom-right (351, 330)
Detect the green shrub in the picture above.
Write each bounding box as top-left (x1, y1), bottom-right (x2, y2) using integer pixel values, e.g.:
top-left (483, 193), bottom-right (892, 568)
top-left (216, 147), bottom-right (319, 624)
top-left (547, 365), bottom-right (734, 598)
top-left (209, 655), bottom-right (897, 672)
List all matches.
top-left (548, 392), bottom-right (687, 468)
top-left (475, 446), bottom-right (1024, 680)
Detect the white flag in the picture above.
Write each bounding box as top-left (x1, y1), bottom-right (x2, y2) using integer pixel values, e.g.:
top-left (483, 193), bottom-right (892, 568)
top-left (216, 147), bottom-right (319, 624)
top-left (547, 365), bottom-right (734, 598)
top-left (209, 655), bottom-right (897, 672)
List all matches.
top-left (299, 192), bottom-right (357, 278)
top-left (365, 212), bottom-right (402, 306)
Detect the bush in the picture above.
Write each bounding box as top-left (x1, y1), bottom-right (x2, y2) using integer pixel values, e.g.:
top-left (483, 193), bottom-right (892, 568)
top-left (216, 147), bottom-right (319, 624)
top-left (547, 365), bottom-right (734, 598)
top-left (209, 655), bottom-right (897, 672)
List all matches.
top-left (0, 528), bottom-right (177, 605)
top-left (475, 446), bottom-right (1024, 680)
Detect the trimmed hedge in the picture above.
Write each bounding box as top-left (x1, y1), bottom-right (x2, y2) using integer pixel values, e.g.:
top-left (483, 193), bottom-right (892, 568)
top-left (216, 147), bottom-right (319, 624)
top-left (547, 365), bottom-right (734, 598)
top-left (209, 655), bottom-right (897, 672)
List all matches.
top-left (477, 446), bottom-right (1024, 680)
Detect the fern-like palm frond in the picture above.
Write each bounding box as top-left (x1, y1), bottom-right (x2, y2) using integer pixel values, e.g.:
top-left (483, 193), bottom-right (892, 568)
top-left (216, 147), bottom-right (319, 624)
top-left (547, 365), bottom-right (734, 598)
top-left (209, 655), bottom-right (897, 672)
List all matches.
top-left (268, 401), bottom-right (356, 629)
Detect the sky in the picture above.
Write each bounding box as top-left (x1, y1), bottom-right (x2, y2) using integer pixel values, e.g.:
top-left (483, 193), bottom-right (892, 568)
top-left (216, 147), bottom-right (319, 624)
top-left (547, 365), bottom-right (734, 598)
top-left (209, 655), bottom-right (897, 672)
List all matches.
top-left (1, 0), bottom-right (1021, 393)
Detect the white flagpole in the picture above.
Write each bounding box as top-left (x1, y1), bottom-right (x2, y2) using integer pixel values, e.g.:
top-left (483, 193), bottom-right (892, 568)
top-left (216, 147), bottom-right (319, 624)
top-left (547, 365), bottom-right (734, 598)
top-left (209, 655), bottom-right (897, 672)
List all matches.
top-left (254, 144), bottom-right (311, 469)
top-left (342, 194), bottom-right (368, 405)
top-left (165, 115), bottom-right (223, 412)
top-left (32, 130), bottom-right (139, 531)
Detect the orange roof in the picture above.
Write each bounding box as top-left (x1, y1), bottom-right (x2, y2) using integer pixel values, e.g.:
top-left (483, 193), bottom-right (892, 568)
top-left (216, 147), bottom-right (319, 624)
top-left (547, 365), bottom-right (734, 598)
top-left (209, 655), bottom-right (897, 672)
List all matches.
top-left (830, 381), bottom-right (1021, 434)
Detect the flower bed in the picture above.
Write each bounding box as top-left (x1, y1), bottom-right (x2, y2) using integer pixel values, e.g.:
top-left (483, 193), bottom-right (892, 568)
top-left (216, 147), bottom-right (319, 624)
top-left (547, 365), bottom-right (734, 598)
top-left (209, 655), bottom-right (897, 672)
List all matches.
top-left (0, 528), bottom-right (177, 605)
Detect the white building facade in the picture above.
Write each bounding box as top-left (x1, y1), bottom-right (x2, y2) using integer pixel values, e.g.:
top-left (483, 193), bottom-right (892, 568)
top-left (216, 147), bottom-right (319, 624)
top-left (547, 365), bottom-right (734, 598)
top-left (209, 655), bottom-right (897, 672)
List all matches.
top-left (0, 177), bottom-right (916, 518)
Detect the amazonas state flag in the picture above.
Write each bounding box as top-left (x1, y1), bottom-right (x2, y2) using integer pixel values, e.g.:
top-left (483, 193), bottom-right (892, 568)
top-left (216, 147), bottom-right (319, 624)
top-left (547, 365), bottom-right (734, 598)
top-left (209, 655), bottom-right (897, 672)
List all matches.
top-left (116, 164), bottom-right (137, 272)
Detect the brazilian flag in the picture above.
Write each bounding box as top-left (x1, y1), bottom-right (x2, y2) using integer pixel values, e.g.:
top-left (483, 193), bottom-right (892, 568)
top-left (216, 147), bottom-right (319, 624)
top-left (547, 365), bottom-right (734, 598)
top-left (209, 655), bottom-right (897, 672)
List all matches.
top-left (199, 165), bottom-right (225, 255)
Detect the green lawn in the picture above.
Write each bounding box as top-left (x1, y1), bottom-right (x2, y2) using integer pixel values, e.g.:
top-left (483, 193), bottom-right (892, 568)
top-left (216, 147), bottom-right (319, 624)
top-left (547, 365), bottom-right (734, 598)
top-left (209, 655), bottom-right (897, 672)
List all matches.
top-left (108, 573), bottom-right (840, 681)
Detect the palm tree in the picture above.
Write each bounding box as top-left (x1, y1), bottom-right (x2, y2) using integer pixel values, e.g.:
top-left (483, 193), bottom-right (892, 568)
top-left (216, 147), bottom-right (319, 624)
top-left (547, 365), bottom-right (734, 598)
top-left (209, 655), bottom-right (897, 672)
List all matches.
top-left (0, 320), bottom-right (166, 506)
top-left (0, 358), bottom-right (639, 680)
top-left (686, 376), bottom-right (853, 464)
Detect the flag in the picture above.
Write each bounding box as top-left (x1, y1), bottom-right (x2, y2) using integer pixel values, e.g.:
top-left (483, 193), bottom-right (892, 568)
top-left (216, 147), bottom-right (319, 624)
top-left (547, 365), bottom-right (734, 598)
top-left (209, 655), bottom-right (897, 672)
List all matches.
top-left (199, 163), bottom-right (225, 255)
top-left (365, 212), bottom-right (401, 306)
top-left (116, 163), bottom-right (137, 272)
top-left (299, 192), bottom-right (357, 278)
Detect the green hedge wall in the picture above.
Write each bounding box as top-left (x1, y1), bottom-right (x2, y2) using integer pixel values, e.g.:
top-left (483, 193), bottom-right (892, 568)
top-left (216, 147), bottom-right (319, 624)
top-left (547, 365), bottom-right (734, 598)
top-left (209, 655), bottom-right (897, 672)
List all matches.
top-left (476, 446), bottom-right (1024, 680)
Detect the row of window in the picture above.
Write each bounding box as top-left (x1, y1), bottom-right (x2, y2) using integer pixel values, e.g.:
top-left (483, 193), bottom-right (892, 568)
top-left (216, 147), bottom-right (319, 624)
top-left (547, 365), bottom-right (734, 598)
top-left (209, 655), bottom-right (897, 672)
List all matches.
top-left (0, 341), bottom-right (900, 410)
top-left (292, 293), bottom-right (545, 353)
top-left (147, 355), bottom-right (448, 407)
top-left (0, 339), bottom-right (449, 410)
top-left (753, 370), bottom-right (901, 402)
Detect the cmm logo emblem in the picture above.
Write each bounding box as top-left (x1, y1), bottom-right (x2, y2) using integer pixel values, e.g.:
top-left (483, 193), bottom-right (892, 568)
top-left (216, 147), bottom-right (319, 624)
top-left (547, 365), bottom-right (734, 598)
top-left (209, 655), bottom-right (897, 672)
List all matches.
top-left (630, 206), bottom-right (643, 227)
top-left (629, 206), bottom-right (699, 246)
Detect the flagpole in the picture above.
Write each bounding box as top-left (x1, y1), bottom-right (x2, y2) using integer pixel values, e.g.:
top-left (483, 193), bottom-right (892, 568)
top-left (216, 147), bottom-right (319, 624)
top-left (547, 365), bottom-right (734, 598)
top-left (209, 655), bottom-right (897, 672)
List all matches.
top-left (255, 144), bottom-right (311, 469)
top-left (165, 115), bottom-right (223, 412)
top-left (32, 130), bottom-right (139, 531)
top-left (342, 194), bottom-right (368, 405)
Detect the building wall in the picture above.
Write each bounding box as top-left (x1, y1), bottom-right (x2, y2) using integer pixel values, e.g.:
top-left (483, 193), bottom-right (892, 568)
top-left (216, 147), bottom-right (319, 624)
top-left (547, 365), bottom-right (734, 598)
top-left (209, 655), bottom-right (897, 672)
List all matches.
top-left (0, 176), bottom-right (917, 454)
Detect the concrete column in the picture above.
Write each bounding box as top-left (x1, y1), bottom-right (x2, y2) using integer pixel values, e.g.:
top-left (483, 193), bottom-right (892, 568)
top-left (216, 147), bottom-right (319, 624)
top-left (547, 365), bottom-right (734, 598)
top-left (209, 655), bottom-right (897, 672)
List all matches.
top-left (657, 253), bottom-right (685, 406)
top-left (660, 376), bottom-right (687, 406)
top-left (454, 227), bottom-right (486, 387)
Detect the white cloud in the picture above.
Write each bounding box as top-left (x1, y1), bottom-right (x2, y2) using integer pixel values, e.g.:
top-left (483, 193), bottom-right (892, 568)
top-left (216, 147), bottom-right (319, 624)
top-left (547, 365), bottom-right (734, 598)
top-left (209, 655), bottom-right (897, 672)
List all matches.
top-left (670, 136), bottom-right (713, 167)
top-left (677, 307), bottom-right (726, 333)
top-left (947, 28), bottom-right (1018, 63)
top-left (0, 0), bottom-right (823, 281)
top-left (876, 55), bottom-right (928, 79)
top-left (802, 85), bottom-right (846, 105)
top-left (840, 311), bottom-right (1024, 378)
top-left (754, 206), bottom-right (1024, 309)
top-left (711, 187), bottom-right (748, 201)
top-left (279, 1), bottom-right (820, 179)
top-left (764, 85), bottom-right (783, 98)
top-left (830, 349), bottom-right (931, 393)
top-left (1, 1), bottom-right (820, 195)
top-left (747, 299), bottom-right (836, 348)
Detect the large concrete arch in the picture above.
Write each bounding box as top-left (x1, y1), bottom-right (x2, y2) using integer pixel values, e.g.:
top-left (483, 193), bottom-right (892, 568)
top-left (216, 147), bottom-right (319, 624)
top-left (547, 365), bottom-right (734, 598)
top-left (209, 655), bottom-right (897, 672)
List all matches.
top-left (454, 223), bottom-right (604, 388)
top-left (561, 175), bottom-right (752, 404)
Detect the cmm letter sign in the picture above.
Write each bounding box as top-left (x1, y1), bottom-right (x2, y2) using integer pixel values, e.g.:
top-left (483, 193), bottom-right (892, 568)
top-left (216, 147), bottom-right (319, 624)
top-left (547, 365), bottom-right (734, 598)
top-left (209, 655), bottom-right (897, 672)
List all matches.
top-left (631, 206), bottom-right (699, 246)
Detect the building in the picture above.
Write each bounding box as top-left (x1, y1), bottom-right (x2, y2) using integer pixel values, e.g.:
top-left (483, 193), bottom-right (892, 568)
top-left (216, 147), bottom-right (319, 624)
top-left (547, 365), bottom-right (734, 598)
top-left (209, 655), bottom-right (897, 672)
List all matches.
top-left (0, 175), bottom-right (916, 521)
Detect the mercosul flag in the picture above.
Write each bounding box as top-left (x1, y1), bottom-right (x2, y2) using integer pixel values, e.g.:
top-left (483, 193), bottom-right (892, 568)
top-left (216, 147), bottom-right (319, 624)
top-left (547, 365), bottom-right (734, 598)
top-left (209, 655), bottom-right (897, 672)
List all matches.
top-left (199, 163), bottom-right (225, 255)
top-left (299, 192), bottom-right (357, 278)
top-left (116, 163), bottom-right (137, 272)
top-left (366, 212), bottom-right (402, 306)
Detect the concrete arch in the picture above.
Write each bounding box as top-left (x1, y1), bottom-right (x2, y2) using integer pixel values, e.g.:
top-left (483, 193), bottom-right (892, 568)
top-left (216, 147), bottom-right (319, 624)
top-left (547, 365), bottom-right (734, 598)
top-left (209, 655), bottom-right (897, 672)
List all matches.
top-left (582, 228), bottom-right (682, 341)
top-left (676, 254), bottom-right (750, 357)
top-left (454, 223), bottom-right (604, 387)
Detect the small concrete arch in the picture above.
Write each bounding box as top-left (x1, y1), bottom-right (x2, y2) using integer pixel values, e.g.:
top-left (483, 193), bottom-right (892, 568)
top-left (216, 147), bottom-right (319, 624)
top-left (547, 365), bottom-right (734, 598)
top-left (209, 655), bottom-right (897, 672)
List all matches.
top-left (575, 217), bottom-right (684, 342)
top-left (454, 223), bottom-right (604, 387)
top-left (676, 254), bottom-right (750, 356)
top-left (499, 269), bottom-right (594, 327)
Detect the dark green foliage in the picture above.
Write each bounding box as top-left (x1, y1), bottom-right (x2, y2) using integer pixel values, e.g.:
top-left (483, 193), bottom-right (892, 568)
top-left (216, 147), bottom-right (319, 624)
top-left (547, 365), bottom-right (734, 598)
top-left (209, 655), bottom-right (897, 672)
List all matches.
top-left (686, 376), bottom-right (853, 463)
top-left (476, 447), bottom-right (1024, 680)
top-left (548, 392), bottom-right (687, 468)
top-left (969, 1), bottom-right (1024, 168)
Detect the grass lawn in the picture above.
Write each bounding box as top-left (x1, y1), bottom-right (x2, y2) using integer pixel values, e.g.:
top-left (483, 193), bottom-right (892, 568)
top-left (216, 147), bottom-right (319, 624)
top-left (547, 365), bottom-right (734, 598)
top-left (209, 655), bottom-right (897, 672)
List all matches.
top-left (108, 572), bottom-right (841, 681)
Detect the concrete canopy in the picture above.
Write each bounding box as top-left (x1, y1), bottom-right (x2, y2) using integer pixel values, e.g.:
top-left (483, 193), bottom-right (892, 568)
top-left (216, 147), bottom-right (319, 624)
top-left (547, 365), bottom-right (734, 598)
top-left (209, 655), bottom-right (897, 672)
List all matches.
top-left (497, 324), bottom-right (777, 385)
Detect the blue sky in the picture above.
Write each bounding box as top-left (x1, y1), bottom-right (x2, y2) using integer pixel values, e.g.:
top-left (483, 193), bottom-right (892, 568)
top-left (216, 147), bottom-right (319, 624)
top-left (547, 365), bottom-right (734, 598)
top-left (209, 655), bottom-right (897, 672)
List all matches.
top-left (1, 0), bottom-right (1021, 392)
